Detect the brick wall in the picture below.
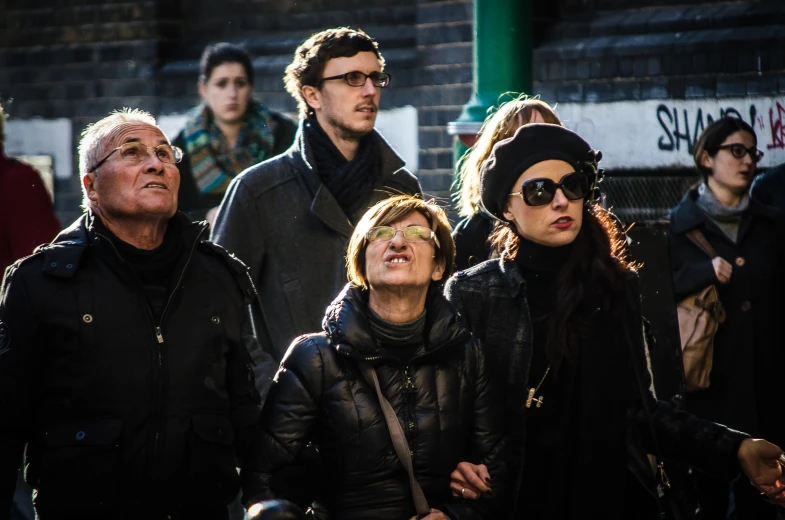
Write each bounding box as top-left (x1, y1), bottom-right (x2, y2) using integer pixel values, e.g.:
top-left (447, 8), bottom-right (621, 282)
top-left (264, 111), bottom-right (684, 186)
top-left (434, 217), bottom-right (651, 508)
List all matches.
top-left (533, 1), bottom-right (785, 105)
top-left (3, 0), bottom-right (782, 226)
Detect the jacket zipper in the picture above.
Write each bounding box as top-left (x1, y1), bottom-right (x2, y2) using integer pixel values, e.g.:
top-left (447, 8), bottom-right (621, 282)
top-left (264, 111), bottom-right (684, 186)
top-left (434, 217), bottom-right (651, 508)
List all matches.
top-left (95, 224), bottom-right (206, 479)
top-left (402, 364), bottom-right (418, 454)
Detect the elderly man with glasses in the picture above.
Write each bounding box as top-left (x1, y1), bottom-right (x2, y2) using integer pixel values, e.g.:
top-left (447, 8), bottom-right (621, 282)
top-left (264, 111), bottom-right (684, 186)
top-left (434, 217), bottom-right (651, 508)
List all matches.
top-left (0, 109), bottom-right (271, 519)
top-left (212, 27), bottom-right (421, 365)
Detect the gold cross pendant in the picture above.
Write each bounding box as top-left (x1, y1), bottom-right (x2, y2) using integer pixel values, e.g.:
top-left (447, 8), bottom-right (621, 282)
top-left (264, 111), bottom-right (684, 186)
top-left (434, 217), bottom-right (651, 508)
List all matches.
top-left (525, 387), bottom-right (544, 409)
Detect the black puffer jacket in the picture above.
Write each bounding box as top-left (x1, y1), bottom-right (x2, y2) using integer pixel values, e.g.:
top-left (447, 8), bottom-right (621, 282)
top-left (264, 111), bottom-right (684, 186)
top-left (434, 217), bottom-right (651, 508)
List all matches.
top-left (246, 284), bottom-right (505, 519)
top-left (0, 212), bottom-right (273, 516)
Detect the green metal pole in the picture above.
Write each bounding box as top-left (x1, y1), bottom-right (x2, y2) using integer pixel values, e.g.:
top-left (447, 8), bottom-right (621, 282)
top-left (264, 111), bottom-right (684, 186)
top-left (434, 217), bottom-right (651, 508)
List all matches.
top-left (448, 0), bottom-right (533, 171)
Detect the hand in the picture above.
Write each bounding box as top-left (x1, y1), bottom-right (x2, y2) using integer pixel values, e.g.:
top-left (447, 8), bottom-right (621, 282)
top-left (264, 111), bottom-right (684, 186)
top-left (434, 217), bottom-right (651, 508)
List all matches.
top-left (449, 461), bottom-right (491, 500)
top-left (712, 257), bottom-right (732, 284)
top-left (409, 509), bottom-right (450, 520)
top-left (737, 438), bottom-right (785, 505)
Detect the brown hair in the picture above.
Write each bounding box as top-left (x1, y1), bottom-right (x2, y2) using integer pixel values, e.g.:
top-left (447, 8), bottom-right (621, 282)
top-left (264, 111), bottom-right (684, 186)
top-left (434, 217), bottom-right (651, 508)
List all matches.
top-left (284, 27), bottom-right (385, 119)
top-left (455, 95), bottom-right (561, 217)
top-left (491, 203), bottom-right (636, 370)
top-left (346, 195), bottom-right (455, 289)
top-left (693, 116), bottom-right (758, 180)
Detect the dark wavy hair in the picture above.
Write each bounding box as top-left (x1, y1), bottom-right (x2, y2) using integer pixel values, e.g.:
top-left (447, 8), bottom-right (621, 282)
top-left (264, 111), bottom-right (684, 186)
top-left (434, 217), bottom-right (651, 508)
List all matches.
top-left (490, 203), bottom-right (635, 369)
top-left (199, 43), bottom-right (254, 85)
top-left (284, 27), bottom-right (384, 118)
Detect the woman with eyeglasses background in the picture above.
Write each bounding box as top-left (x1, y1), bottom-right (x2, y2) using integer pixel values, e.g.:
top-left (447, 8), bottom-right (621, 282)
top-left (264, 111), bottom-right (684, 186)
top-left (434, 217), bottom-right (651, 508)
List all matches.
top-left (174, 43), bottom-right (296, 224)
top-left (452, 95), bottom-right (561, 271)
top-left (667, 116), bottom-right (785, 520)
top-left (244, 195), bottom-right (505, 520)
top-left (445, 123), bottom-right (785, 520)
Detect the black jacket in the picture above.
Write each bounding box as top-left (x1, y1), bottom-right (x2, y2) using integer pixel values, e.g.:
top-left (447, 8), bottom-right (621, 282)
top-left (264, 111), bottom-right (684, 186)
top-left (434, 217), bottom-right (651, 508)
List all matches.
top-left (444, 259), bottom-right (749, 519)
top-left (211, 123), bottom-right (422, 361)
top-left (751, 163), bottom-right (785, 213)
top-left (175, 111), bottom-right (297, 221)
top-left (0, 212), bottom-right (271, 516)
top-left (245, 284), bottom-right (505, 519)
top-left (667, 189), bottom-right (785, 444)
top-left (452, 212), bottom-right (495, 272)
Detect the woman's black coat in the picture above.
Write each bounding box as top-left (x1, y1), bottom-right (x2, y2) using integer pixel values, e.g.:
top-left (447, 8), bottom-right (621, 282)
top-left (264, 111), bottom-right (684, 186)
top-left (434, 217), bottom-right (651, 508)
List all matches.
top-left (444, 258), bottom-right (749, 519)
top-left (668, 188), bottom-right (785, 445)
top-left (245, 284), bottom-right (506, 519)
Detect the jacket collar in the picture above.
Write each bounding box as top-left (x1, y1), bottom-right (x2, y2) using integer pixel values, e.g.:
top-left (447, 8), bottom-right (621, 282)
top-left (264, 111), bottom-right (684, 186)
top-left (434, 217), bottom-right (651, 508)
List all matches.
top-left (322, 283), bottom-right (471, 362)
top-left (498, 257), bottom-right (526, 299)
top-left (290, 120), bottom-right (407, 239)
top-left (40, 211), bottom-right (207, 279)
top-left (669, 186), bottom-right (780, 240)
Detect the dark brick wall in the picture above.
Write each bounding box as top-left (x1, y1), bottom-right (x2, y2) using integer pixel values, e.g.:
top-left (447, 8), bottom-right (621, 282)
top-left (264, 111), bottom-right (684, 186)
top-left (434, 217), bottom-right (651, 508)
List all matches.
top-left (3, 0), bottom-right (783, 225)
top-left (533, 1), bottom-right (785, 105)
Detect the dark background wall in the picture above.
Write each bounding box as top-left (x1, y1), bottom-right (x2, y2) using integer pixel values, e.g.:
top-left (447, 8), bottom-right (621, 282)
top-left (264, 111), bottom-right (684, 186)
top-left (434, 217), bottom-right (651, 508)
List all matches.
top-left (1, 0), bottom-right (783, 226)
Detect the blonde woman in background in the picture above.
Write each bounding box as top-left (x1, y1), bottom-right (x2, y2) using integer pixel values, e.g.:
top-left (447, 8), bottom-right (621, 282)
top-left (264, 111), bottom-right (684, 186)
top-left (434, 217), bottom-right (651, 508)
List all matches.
top-left (452, 96), bottom-right (561, 271)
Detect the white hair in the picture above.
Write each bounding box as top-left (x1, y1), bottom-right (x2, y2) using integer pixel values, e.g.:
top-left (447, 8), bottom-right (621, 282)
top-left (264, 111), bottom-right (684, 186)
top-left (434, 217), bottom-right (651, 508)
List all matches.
top-left (78, 108), bottom-right (158, 210)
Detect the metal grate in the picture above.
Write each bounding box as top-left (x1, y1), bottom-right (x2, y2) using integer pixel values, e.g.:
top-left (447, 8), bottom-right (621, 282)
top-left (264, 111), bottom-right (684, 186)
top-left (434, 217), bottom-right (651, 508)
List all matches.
top-left (599, 175), bottom-right (699, 225)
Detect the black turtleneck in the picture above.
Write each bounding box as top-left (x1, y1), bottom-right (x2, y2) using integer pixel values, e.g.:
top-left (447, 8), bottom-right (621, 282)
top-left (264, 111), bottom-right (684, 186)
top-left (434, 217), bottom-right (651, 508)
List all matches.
top-left (92, 214), bottom-right (183, 321)
top-left (513, 233), bottom-right (630, 520)
top-left (367, 307), bottom-right (426, 364)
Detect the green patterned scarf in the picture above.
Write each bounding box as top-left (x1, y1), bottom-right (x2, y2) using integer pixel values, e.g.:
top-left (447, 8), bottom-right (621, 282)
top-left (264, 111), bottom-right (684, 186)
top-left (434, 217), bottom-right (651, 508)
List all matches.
top-left (182, 99), bottom-right (277, 194)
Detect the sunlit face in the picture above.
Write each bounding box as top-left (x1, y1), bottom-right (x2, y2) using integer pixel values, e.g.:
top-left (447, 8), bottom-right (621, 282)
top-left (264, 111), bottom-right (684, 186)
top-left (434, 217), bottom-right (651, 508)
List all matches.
top-left (304, 51), bottom-right (382, 140)
top-left (503, 159), bottom-right (584, 247)
top-left (199, 62), bottom-right (251, 126)
top-left (84, 122), bottom-right (179, 220)
top-left (702, 130), bottom-right (757, 194)
top-left (364, 211), bottom-right (445, 292)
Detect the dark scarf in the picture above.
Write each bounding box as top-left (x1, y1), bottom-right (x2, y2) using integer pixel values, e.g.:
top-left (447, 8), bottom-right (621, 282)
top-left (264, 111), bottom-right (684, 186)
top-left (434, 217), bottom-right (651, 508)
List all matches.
top-left (303, 115), bottom-right (381, 216)
top-left (92, 215), bottom-right (183, 321)
top-left (514, 235), bottom-right (629, 520)
top-left (182, 99), bottom-right (277, 194)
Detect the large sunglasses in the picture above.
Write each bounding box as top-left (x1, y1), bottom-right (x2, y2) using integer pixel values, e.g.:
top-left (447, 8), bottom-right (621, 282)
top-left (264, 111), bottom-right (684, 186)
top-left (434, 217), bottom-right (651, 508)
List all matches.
top-left (366, 225), bottom-right (440, 248)
top-left (716, 143), bottom-right (764, 163)
top-left (509, 172), bottom-right (590, 207)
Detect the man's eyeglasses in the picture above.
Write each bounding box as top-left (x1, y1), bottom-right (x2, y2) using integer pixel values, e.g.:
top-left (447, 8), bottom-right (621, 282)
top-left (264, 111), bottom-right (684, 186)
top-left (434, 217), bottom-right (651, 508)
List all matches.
top-left (366, 226), bottom-right (440, 248)
top-left (320, 71), bottom-right (391, 88)
top-left (509, 172), bottom-right (590, 207)
top-left (90, 142), bottom-right (183, 172)
top-left (716, 143), bottom-right (764, 163)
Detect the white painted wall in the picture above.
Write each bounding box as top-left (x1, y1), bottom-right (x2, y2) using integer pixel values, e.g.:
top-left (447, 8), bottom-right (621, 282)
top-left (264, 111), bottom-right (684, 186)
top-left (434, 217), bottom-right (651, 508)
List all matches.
top-left (5, 119), bottom-right (73, 179)
top-left (554, 96), bottom-right (785, 170)
top-left (158, 105), bottom-right (420, 172)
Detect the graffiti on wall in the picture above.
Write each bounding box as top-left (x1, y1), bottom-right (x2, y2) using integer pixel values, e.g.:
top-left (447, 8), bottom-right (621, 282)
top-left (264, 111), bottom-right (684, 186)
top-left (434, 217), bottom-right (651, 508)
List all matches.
top-left (656, 100), bottom-right (785, 154)
top-left (556, 97), bottom-right (785, 170)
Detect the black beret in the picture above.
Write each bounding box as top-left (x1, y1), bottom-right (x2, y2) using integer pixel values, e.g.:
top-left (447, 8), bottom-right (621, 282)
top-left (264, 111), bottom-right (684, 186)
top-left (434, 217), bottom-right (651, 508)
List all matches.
top-left (479, 123), bottom-right (597, 220)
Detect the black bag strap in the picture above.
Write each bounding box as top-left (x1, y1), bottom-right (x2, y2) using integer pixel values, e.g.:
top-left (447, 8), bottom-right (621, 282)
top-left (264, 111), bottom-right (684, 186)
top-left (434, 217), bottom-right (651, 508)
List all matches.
top-left (685, 229), bottom-right (717, 258)
top-left (358, 361), bottom-right (430, 517)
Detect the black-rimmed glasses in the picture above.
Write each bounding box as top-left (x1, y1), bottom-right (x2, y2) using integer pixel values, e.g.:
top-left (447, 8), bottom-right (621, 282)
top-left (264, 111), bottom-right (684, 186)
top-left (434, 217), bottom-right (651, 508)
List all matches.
top-left (320, 71), bottom-right (391, 88)
top-left (716, 143), bottom-right (764, 163)
top-left (90, 142), bottom-right (183, 172)
top-left (366, 226), bottom-right (440, 248)
top-left (509, 172), bottom-right (590, 207)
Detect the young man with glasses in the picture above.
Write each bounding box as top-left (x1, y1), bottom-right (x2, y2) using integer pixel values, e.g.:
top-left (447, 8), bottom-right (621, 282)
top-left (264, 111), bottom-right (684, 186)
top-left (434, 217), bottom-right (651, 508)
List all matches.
top-left (0, 109), bottom-right (271, 518)
top-left (212, 27), bottom-right (421, 364)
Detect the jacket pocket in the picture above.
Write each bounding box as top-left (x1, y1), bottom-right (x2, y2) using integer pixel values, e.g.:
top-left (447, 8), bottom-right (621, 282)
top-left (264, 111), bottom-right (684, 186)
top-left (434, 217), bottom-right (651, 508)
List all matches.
top-left (31, 418), bottom-right (123, 493)
top-left (187, 414), bottom-right (240, 503)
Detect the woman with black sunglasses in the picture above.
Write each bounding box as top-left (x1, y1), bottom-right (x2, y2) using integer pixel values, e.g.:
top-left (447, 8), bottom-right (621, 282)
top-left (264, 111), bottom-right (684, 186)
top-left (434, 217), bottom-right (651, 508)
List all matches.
top-left (668, 117), bottom-right (785, 520)
top-left (444, 123), bottom-right (785, 520)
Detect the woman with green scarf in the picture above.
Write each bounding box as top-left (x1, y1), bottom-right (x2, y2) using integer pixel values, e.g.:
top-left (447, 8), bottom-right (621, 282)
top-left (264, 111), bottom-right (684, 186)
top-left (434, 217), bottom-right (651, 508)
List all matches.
top-left (175, 43), bottom-right (296, 223)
